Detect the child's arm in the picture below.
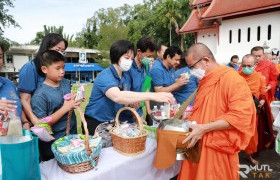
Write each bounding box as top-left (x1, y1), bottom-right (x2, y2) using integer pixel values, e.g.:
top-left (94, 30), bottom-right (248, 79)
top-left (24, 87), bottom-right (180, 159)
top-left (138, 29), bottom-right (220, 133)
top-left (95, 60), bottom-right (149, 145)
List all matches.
top-left (48, 95), bottom-right (79, 125)
top-left (32, 94), bottom-right (79, 125)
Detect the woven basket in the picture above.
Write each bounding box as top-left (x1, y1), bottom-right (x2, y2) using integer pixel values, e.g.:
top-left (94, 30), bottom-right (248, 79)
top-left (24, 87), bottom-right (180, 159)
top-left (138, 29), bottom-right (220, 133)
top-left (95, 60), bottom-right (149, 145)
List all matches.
top-left (110, 107), bottom-right (148, 156)
top-left (52, 107), bottom-right (101, 173)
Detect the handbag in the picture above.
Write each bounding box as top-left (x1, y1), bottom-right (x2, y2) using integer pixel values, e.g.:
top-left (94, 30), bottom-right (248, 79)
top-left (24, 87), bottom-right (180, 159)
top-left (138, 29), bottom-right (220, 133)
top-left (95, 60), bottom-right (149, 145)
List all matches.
top-left (95, 120), bottom-right (115, 148)
top-left (0, 130), bottom-right (41, 180)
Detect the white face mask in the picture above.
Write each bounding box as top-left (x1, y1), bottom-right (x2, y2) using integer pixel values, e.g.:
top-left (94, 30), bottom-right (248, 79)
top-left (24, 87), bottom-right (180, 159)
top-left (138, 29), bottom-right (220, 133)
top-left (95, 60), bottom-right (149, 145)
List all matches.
top-left (118, 57), bottom-right (133, 71)
top-left (190, 68), bottom-right (205, 80)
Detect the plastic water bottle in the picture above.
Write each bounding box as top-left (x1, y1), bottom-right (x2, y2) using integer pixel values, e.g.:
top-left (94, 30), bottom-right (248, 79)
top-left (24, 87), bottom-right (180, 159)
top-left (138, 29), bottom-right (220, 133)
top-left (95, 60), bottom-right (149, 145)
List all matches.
top-left (152, 106), bottom-right (158, 117)
top-left (160, 105), bottom-right (165, 119)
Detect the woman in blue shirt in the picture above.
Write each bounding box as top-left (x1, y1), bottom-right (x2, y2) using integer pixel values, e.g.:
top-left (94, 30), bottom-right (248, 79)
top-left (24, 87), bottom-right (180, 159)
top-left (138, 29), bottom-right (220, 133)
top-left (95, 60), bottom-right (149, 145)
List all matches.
top-left (18, 33), bottom-right (68, 126)
top-left (0, 43), bottom-right (30, 128)
top-left (84, 40), bottom-right (174, 134)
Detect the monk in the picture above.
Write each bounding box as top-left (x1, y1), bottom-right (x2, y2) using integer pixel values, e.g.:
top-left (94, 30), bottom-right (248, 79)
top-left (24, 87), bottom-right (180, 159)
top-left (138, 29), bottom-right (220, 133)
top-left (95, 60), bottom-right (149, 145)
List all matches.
top-left (178, 43), bottom-right (256, 180)
top-left (239, 54), bottom-right (266, 165)
top-left (251, 46), bottom-right (278, 105)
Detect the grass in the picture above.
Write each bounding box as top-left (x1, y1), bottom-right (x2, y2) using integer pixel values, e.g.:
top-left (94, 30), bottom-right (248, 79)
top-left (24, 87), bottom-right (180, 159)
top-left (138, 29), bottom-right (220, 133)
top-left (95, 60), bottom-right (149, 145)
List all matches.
top-left (72, 84), bottom-right (93, 133)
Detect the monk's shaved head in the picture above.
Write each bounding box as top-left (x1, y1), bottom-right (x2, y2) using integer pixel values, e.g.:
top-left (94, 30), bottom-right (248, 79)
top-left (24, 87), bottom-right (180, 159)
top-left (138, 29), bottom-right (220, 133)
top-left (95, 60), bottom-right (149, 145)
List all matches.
top-left (264, 53), bottom-right (273, 61)
top-left (242, 54), bottom-right (257, 65)
top-left (185, 43), bottom-right (215, 62)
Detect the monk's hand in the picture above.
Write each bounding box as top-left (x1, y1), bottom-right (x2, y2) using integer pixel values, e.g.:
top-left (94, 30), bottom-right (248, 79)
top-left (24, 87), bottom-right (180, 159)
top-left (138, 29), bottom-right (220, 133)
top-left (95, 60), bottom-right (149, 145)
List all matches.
top-left (182, 124), bottom-right (205, 148)
top-left (258, 99), bottom-right (265, 107)
top-left (266, 85), bottom-right (271, 92)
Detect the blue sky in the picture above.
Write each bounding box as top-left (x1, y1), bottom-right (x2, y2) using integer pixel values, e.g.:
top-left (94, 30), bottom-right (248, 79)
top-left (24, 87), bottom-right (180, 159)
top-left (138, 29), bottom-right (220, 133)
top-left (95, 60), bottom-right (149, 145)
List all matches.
top-left (3, 0), bottom-right (143, 44)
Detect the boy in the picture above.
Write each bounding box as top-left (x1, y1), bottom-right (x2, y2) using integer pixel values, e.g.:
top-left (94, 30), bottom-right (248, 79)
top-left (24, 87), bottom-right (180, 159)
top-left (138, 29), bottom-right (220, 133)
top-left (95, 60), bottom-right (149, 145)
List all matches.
top-left (31, 50), bottom-right (79, 161)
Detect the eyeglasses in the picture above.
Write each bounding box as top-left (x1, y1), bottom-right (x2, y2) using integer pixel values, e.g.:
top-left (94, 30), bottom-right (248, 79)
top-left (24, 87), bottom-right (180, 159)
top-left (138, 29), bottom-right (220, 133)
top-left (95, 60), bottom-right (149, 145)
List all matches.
top-left (188, 58), bottom-right (203, 70)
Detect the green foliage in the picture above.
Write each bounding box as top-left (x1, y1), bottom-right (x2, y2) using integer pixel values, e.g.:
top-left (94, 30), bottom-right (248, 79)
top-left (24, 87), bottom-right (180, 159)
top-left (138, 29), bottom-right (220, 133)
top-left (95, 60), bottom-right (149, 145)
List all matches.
top-left (0, 0), bottom-right (20, 33)
top-left (30, 25), bottom-right (65, 44)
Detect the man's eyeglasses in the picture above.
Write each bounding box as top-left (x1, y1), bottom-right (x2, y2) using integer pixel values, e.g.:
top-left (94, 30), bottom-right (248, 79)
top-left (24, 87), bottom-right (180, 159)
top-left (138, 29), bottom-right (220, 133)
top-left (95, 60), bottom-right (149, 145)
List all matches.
top-left (188, 58), bottom-right (203, 70)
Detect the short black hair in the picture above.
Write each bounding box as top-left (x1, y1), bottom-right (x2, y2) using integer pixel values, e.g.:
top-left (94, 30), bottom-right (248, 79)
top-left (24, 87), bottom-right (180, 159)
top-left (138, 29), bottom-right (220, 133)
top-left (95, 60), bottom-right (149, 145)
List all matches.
top-left (136, 36), bottom-right (157, 53)
top-left (230, 55), bottom-right (239, 61)
top-left (110, 40), bottom-right (135, 64)
top-left (34, 33), bottom-right (68, 76)
top-left (41, 50), bottom-right (66, 67)
top-left (251, 46), bottom-right (264, 54)
top-left (163, 46), bottom-right (183, 59)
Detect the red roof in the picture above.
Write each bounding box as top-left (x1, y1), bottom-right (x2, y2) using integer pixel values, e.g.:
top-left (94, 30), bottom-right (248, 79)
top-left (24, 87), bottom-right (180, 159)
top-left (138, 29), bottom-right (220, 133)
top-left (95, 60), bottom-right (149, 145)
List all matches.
top-left (179, 6), bottom-right (216, 34)
top-left (202, 0), bottom-right (280, 20)
top-left (190, 0), bottom-right (212, 7)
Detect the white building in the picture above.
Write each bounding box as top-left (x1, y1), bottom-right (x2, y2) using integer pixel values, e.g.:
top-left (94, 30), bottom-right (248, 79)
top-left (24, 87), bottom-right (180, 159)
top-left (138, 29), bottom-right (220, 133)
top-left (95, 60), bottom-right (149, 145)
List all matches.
top-left (179, 0), bottom-right (280, 64)
top-left (1, 45), bottom-right (103, 83)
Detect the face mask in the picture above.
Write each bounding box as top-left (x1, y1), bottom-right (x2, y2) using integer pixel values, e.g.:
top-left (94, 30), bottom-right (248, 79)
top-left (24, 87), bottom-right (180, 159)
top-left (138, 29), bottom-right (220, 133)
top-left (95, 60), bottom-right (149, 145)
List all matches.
top-left (118, 57), bottom-right (133, 71)
top-left (190, 68), bottom-right (205, 80)
top-left (242, 67), bottom-right (254, 75)
top-left (141, 57), bottom-right (153, 66)
top-left (272, 60), bottom-right (278, 64)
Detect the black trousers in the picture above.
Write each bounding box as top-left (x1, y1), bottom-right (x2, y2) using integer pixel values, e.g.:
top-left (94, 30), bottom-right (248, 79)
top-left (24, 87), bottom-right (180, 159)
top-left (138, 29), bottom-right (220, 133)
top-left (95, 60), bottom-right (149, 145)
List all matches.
top-left (39, 140), bottom-right (55, 162)
top-left (82, 115), bottom-right (102, 135)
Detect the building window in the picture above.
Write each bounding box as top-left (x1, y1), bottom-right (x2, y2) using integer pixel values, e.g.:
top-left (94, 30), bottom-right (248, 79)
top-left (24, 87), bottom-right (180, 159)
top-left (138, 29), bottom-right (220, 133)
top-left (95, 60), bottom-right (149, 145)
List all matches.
top-left (247, 28), bottom-right (251, 42)
top-left (257, 26), bottom-right (261, 41)
top-left (6, 54), bottom-right (13, 64)
top-left (268, 25), bottom-right (271, 40)
top-left (229, 30), bottom-right (232, 44)
top-left (238, 29), bottom-right (241, 43)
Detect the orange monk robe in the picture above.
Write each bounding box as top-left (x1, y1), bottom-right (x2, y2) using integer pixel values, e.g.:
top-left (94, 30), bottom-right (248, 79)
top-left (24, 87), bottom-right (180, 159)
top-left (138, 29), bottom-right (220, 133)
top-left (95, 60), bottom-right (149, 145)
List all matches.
top-left (178, 66), bottom-right (256, 180)
top-left (239, 71), bottom-right (266, 154)
top-left (255, 60), bottom-right (278, 105)
top-left (275, 64), bottom-right (280, 74)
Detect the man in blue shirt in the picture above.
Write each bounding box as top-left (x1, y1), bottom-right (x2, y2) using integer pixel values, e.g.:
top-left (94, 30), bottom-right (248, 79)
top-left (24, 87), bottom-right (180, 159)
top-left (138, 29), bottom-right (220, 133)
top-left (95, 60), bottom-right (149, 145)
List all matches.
top-left (123, 36), bottom-right (157, 116)
top-left (150, 46), bottom-right (189, 94)
top-left (226, 55), bottom-right (239, 70)
top-left (153, 44), bottom-right (168, 69)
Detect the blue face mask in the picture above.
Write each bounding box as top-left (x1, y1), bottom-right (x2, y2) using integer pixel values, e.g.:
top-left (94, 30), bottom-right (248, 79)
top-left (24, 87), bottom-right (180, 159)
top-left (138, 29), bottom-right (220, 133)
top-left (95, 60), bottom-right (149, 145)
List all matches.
top-left (242, 67), bottom-right (254, 75)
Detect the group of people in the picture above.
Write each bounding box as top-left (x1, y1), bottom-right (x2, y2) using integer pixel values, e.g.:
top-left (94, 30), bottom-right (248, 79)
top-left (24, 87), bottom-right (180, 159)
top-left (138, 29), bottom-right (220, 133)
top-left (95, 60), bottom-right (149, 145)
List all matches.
top-left (0, 32), bottom-right (279, 180)
top-left (226, 47), bottom-right (278, 165)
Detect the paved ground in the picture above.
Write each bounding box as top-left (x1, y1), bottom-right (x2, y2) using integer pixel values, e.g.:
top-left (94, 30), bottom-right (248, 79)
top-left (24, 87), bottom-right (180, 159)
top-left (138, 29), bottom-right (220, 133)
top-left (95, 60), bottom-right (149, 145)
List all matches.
top-left (171, 149), bottom-right (280, 180)
top-left (239, 149), bottom-right (280, 180)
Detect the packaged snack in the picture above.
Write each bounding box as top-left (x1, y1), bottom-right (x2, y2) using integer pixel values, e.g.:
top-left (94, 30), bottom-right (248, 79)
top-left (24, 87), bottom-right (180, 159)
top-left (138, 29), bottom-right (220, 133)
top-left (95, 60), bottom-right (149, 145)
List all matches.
top-left (30, 126), bottom-right (55, 142)
top-left (75, 85), bottom-right (85, 101)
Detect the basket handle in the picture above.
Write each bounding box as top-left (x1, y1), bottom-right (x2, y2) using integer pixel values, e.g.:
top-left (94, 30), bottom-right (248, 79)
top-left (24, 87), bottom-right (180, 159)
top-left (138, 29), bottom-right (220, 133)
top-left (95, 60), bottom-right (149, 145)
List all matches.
top-left (115, 107), bottom-right (143, 131)
top-left (66, 108), bottom-right (92, 155)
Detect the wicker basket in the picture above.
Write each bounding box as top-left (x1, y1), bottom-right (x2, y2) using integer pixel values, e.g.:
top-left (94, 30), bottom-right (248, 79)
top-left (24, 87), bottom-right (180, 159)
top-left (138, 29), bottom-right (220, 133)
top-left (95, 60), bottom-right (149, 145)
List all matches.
top-left (110, 107), bottom-right (148, 156)
top-left (52, 107), bottom-right (101, 173)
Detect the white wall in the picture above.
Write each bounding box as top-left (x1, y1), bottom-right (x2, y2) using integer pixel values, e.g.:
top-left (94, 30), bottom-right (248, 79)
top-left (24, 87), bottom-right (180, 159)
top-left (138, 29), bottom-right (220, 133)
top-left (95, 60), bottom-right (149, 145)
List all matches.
top-left (197, 28), bottom-right (218, 55)
top-left (14, 55), bottom-right (29, 71)
top-left (217, 11), bottom-right (280, 64)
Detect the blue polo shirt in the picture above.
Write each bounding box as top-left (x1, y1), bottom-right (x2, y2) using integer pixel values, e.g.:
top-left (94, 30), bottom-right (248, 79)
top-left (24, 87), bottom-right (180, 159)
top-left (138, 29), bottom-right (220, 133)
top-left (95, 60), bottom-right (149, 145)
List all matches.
top-left (85, 65), bottom-right (128, 122)
top-left (152, 58), bottom-right (162, 69)
top-left (0, 77), bottom-right (22, 118)
top-left (18, 60), bottom-right (45, 94)
top-left (226, 63), bottom-right (239, 71)
top-left (31, 78), bottom-right (76, 139)
top-left (173, 67), bottom-right (199, 105)
top-left (123, 60), bottom-right (147, 116)
top-left (150, 60), bottom-right (176, 88)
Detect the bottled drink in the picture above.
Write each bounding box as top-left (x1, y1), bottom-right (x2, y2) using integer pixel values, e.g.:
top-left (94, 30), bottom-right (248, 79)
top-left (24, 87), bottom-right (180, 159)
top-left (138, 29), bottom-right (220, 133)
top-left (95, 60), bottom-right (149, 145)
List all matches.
top-left (152, 106), bottom-right (158, 117)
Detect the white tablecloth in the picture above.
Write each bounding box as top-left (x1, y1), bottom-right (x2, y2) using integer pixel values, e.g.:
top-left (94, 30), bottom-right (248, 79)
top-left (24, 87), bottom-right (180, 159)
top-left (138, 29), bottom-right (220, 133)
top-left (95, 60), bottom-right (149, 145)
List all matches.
top-left (40, 138), bottom-right (181, 180)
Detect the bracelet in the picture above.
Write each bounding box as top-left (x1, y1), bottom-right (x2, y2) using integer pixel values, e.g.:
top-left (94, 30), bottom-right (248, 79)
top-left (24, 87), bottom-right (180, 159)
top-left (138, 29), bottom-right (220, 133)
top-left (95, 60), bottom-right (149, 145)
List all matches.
top-left (22, 121), bottom-right (33, 126)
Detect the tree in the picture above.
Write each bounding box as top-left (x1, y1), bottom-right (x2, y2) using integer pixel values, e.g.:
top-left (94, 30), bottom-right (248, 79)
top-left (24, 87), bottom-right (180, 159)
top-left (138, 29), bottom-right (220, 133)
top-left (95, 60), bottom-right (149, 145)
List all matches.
top-left (0, 0), bottom-right (19, 34)
top-left (30, 25), bottom-right (65, 44)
